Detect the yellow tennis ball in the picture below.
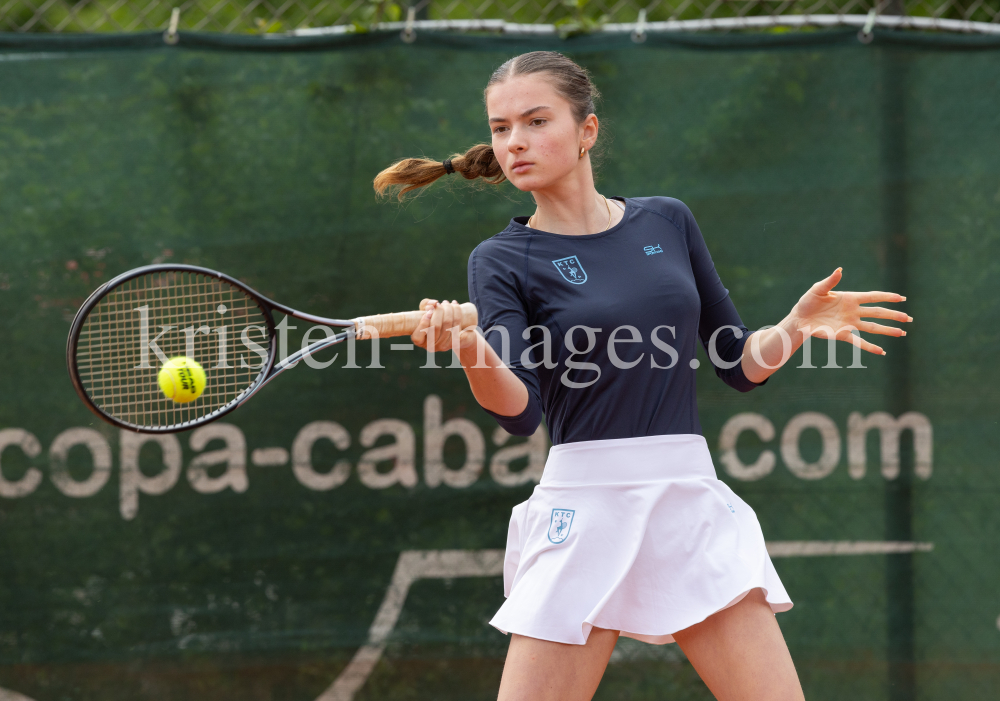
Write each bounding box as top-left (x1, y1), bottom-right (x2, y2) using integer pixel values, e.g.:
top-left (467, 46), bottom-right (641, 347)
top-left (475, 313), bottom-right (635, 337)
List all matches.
top-left (158, 357), bottom-right (206, 404)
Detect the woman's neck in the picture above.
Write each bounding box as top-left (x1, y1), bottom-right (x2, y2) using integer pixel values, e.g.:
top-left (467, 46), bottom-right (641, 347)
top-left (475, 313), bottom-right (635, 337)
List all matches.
top-left (528, 173), bottom-right (616, 236)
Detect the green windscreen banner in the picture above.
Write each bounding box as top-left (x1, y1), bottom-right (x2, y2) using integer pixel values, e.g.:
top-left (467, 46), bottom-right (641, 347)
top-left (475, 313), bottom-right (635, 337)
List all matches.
top-left (0, 28), bottom-right (998, 701)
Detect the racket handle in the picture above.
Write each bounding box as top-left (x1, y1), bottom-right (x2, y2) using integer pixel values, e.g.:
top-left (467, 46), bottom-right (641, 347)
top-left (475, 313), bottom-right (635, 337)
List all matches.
top-left (352, 302), bottom-right (478, 341)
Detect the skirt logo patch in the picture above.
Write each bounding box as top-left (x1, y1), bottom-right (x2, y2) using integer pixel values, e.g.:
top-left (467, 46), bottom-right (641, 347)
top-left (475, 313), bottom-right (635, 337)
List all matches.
top-left (548, 509), bottom-right (576, 544)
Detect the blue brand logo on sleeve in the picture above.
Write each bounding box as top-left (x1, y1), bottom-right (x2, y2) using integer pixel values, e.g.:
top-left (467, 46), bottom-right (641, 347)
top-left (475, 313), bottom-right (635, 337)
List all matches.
top-left (548, 509), bottom-right (576, 543)
top-left (644, 244), bottom-right (663, 256)
top-left (552, 256), bottom-right (587, 284)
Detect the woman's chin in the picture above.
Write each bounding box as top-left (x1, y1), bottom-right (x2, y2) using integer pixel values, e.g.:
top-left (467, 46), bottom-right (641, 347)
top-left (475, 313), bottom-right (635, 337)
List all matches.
top-left (508, 174), bottom-right (550, 193)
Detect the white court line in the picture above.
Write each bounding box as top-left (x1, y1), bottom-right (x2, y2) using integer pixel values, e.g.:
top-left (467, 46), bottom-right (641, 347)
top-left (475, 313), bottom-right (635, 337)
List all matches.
top-left (767, 540), bottom-right (934, 557)
top-left (0, 688), bottom-right (36, 701)
top-left (316, 550), bottom-right (505, 701)
top-left (0, 53), bottom-right (68, 62)
top-left (316, 541), bottom-right (934, 701)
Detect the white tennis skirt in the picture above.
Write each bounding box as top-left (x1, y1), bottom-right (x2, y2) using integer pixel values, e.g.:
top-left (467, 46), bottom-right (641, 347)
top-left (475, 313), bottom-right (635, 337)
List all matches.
top-left (489, 433), bottom-right (793, 645)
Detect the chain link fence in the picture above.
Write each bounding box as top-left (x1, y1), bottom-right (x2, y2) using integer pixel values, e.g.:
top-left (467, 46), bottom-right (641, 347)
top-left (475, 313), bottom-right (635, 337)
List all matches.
top-left (0, 0), bottom-right (996, 34)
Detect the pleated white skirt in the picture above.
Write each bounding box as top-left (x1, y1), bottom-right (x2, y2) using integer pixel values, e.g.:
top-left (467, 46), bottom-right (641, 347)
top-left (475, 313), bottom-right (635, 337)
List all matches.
top-left (489, 433), bottom-right (792, 645)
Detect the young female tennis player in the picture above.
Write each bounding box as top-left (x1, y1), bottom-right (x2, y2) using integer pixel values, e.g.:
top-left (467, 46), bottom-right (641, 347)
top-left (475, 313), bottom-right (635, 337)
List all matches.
top-left (374, 51), bottom-right (910, 701)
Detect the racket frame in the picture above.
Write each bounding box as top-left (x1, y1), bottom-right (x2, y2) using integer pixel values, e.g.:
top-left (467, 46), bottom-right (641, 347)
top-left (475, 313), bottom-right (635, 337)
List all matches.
top-left (67, 264), bottom-right (359, 434)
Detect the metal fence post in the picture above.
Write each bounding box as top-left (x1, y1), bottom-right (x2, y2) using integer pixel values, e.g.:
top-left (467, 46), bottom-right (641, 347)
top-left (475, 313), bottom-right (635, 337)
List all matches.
top-left (879, 30), bottom-right (916, 701)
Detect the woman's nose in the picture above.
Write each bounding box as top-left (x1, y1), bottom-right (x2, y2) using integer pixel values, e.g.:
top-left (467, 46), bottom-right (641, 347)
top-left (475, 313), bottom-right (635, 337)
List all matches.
top-left (507, 126), bottom-right (527, 152)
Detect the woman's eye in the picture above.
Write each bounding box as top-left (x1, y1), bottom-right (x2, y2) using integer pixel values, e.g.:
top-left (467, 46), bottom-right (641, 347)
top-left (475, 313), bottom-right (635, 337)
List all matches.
top-left (492, 125), bottom-right (509, 134)
top-left (530, 118), bottom-right (546, 126)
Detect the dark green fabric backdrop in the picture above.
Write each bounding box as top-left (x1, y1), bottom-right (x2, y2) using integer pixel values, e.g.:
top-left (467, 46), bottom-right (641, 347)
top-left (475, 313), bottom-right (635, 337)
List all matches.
top-left (0, 28), bottom-right (997, 701)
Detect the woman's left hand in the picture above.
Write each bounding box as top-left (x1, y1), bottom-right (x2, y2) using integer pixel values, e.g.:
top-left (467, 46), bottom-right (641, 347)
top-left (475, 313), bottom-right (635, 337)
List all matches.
top-left (792, 267), bottom-right (912, 356)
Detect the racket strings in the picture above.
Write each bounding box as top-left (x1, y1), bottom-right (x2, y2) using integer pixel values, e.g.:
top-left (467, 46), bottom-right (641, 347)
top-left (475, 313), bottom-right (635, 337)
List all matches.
top-left (76, 270), bottom-right (270, 430)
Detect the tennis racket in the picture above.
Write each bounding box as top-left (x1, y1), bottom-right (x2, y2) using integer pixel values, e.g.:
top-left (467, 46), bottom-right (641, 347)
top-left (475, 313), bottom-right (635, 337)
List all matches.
top-left (66, 264), bottom-right (477, 434)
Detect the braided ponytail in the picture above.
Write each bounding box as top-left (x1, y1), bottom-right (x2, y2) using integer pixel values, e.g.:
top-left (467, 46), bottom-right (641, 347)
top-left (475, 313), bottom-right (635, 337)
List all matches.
top-left (373, 143), bottom-right (505, 201)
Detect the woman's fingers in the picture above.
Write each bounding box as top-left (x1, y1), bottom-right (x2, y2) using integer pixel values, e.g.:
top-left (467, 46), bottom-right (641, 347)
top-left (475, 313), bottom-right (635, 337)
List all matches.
top-left (427, 301), bottom-right (443, 351)
top-left (811, 267), bottom-right (843, 295)
top-left (843, 296), bottom-right (914, 339)
top-left (803, 322), bottom-right (889, 355)
top-left (421, 299), bottom-right (461, 353)
top-left (856, 305), bottom-right (913, 323)
top-left (411, 298), bottom-right (467, 352)
top-left (856, 290), bottom-right (906, 304)
top-left (411, 301), bottom-right (438, 349)
top-left (444, 301), bottom-right (466, 352)
top-left (436, 301), bottom-right (456, 352)
top-left (445, 301), bottom-right (469, 352)
top-left (854, 319), bottom-right (906, 337)
top-left (840, 329), bottom-right (886, 356)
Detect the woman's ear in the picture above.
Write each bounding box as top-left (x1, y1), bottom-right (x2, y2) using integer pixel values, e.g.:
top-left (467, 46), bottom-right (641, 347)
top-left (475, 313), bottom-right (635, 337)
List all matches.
top-left (581, 113), bottom-right (599, 151)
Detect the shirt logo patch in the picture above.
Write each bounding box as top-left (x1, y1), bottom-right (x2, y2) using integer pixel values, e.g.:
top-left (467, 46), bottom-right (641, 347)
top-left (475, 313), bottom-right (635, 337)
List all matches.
top-left (644, 244), bottom-right (663, 256)
top-left (552, 256), bottom-right (587, 285)
top-left (548, 509), bottom-right (576, 544)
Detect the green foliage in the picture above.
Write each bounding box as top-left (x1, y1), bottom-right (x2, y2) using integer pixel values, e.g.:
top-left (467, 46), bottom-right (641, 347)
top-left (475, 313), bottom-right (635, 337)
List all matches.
top-left (351, 0), bottom-right (404, 33)
top-left (253, 17), bottom-right (284, 34)
top-left (553, 0), bottom-right (609, 38)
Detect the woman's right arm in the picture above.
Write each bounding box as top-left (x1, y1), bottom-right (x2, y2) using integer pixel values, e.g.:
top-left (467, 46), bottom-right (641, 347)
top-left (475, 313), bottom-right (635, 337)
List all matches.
top-left (411, 300), bottom-right (530, 418)
top-left (409, 244), bottom-right (545, 436)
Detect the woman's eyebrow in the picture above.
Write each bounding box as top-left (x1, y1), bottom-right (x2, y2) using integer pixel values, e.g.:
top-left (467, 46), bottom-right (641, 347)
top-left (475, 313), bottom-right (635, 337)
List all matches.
top-left (489, 105), bottom-right (550, 123)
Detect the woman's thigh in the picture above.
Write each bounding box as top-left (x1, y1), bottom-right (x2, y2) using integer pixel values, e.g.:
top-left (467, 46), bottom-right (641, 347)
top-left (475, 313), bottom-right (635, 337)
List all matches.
top-left (672, 588), bottom-right (805, 701)
top-left (497, 627), bottom-right (620, 701)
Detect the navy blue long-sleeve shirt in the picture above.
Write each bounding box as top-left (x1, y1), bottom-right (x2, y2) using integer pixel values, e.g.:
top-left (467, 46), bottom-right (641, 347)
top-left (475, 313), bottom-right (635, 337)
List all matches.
top-left (467, 196), bottom-right (767, 446)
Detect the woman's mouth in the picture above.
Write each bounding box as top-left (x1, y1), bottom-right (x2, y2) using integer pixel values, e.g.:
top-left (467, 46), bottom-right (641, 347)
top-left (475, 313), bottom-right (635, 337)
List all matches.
top-left (511, 161), bottom-right (533, 174)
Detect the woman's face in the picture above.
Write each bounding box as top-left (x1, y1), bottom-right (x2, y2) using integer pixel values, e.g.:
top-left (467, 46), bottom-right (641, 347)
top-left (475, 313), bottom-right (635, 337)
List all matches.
top-left (486, 73), bottom-right (597, 192)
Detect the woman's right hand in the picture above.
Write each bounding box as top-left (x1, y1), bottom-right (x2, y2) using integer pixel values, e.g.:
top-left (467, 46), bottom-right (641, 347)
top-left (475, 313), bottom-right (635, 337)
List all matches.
top-left (410, 298), bottom-right (479, 355)
top-left (414, 298), bottom-right (530, 419)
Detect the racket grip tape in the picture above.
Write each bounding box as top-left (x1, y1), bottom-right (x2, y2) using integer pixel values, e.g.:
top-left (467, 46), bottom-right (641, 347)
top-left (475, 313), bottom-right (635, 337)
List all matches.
top-left (352, 302), bottom-right (478, 341)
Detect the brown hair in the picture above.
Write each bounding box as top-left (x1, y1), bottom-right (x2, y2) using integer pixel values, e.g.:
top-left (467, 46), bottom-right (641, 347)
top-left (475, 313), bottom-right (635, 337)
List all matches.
top-left (373, 51), bottom-right (601, 200)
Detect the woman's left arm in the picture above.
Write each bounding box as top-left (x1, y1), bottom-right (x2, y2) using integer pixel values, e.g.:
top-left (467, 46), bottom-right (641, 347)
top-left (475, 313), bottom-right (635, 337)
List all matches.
top-left (741, 266), bottom-right (912, 384)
